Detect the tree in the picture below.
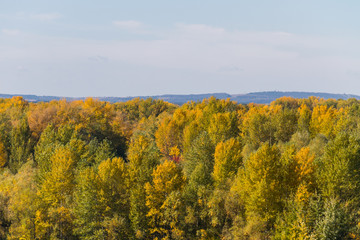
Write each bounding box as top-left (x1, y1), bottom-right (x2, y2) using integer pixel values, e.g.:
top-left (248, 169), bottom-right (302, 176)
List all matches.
top-left (318, 133), bottom-right (360, 204)
top-left (297, 104), bottom-right (311, 133)
top-left (273, 194), bottom-right (323, 240)
top-left (127, 134), bottom-right (160, 238)
top-left (145, 160), bottom-right (185, 238)
top-left (233, 144), bottom-right (285, 230)
top-left (207, 112), bottom-right (239, 145)
top-left (73, 168), bottom-right (103, 239)
top-left (36, 147), bottom-right (75, 239)
top-left (314, 198), bottom-right (354, 240)
top-left (3, 162), bottom-right (37, 240)
top-left (241, 106), bottom-right (277, 149)
top-left (309, 105), bottom-right (336, 138)
top-left (155, 109), bottom-right (192, 158)
top-left (273, 108), bottom-right (298, 143)
top-left (9, 117), bottom-right (32, 173)
top-left (97, 157), bottom-right (130, 238)
top-left (0, 142), bottom-right (8, 168)
top-left (182, 132), bottom-right (215, 237)
top-left (213, 138), bottom-right (242, 188)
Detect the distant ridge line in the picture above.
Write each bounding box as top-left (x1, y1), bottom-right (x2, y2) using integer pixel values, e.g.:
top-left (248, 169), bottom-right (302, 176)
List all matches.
top-left (0, 91), bottom-right (359, 105)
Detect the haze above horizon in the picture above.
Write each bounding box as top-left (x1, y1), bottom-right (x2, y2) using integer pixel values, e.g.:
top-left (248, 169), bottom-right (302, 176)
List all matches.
top-left (1, 1), bottom-right (360, 97)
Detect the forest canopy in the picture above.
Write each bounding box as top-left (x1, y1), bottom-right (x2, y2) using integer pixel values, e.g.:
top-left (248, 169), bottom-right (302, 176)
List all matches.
top-left (0, 96), bottom-right (360, 239)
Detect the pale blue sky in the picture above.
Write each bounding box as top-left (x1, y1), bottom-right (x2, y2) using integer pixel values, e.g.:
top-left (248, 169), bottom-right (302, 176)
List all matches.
top-left (1, 0), bottom-right (360, 97)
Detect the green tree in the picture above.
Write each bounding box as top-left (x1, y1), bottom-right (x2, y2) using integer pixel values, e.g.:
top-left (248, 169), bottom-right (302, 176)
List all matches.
top-left (314, 198), bottom-right (354, 240)
top-left (233, 144), bottom-right (286, 233)
top-left (183, 132), bottom-right (215, 238)
top-left (273, 108), bottom-right (298, 143)
top-left (207, 112), bottom-right (239, 145)
top-left (73, 168), bottom-right (103, 239)
top-left (127, 134), bottom-right (160, 238)
top-left (9, 117), bottom-right (32, 172)
top-left (318, 133), bottom-right (360, 204)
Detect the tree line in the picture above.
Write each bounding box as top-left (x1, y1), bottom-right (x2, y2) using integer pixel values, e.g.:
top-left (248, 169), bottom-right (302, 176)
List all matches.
top-left (0, 96), bottom-right (359, 239)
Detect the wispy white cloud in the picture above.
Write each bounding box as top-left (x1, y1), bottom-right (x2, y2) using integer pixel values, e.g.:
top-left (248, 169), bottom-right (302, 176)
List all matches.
top-left (2, 23), bottom-right (360, 96)
top-left (2, 29), bottom-right (20, 36)
top-left (176, 23), bottom-right (225, 35)
top-left (217, 65), bottom-right (243, 72)
top-left (30, 13), bottom-right (61, 21)
top-left (88, 55), bottom-right (109, 62)
top-left (2, 23), bottom-right (354, 71)
top-left (17, 65), bottom-right (29, 72)
top-left (113, 20), bottom-right (142, 29)
top-left (0, 12), bottom-right (61, 21)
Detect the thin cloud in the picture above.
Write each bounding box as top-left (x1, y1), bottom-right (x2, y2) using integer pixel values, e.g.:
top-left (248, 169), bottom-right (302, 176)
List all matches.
top-left (176, 23), bottom-right (225, 35)
top-left (17, 65), bottom-right (29, 72)
top-left (218, 65), bottom-right (243, 72)
top-left (2, 29), bottom-right (20, 36)
top-left (30, 13), bottom-right (61, 21)
top-left (88, 55), bottom-right (109, 62)
top-left (2, 22), bottom-right (359, 96)
top-left (113, 20), bottom-right (142, 29)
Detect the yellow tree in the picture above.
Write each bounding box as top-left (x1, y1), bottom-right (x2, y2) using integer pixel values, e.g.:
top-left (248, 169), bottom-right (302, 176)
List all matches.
top-left (213, 138), bottom-right (242, 188)
top-left (241, 105), bottom-right (279, 149)
top-left (0, 142), bottom-right (8, 168)
top-left (207, 112), bottom-right (239, 145)
top-left (297, 104), bottom-right (312, 132)
top-left (294, 147), bottom-right (316, 203)
top-left (145, 160), bottom-right (185, 239)
top-left (0, 161), bottom-right (37, 240)
top-left (273, 147), bottom-right (317, 240)
top-left (209, 138), bottom-right (242, 236)
top-left (36, 147), bottom-right (75, 239)
top-left (155, 108), bottom-right (195, 158)
top-left (127, 134), bottom-right (160, 238)
top-left (309, 105), bottom-right (337, 138)
top-left (97, 157), bottom-right (130, 238)
top-left (27, 102), bottom-right (58, 141)
top-left (182, 118), bottom-right (203, 154)
top-left (233, 144), bottom-right (285, 230)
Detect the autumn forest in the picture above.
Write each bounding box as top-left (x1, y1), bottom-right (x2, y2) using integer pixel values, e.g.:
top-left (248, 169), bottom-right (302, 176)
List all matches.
top-left (0, 96), bottom-right (360, 239)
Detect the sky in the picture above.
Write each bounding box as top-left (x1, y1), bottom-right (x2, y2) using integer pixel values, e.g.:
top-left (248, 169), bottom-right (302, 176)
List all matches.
top-left (1, 0), bottom-right (360, 97)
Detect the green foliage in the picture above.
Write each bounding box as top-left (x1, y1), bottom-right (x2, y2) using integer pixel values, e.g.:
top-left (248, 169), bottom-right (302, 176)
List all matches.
top-left (183, 131), bottom-right (215, 183)
top-left (9, 117), bottom-right (32, 173)
top-left (314, 198), bottom-right (354, 240)
top-left (273, 194), bottom-right (323, 240)
top-left (0, 96), bottom-right (360, 239)
top-left (241, 106), bottom-right (277, 148)
top-left (0, 162), bottom-right (37, 239)
top-left (207, 112), bottom-right (239, 145)
top-left (97, 157), bottom-right (130, 238)
top-left (273, 108), bottom-right (298, 142)
top-left (127, 134), bottom-right (160, 238)
top-left (318, 133), bottom-right (360, 203)
top-left (73, 168), bottom-right (104, 239)
top-left (233, 144), bottom-right (286, 231)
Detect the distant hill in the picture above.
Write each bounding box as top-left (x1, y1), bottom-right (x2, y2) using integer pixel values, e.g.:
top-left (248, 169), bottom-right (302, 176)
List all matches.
top-left (1, 91), bottom-right (359, 105)
top-left (230, 91), bottom-right (360, 104)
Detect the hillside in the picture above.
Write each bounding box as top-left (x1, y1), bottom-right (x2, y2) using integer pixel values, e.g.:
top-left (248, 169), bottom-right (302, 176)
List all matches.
top-left (1, 91), bottom-right (359, 105)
